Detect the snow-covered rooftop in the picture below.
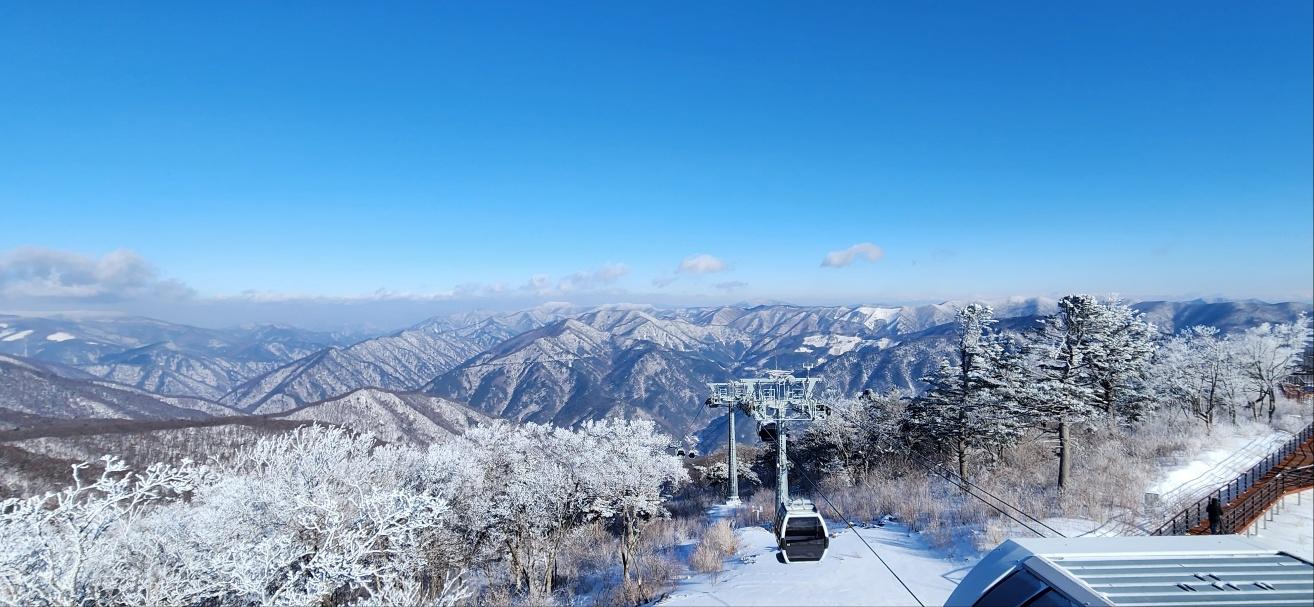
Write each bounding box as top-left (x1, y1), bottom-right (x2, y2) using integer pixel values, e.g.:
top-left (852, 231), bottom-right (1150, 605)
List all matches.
top-left (947, 535), bottom-right (1313, 607)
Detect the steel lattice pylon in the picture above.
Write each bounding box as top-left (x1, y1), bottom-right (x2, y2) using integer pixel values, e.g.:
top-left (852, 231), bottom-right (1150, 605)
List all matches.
top-left (705, 370), bottom-right (830, 505)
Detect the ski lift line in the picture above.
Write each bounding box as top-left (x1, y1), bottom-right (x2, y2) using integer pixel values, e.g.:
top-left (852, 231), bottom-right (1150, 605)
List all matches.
top-left (822, 405), bottom-right (1056, 534)
top-left (785, 451), bottom-right (927, 607)
top-left (825, 402), bottom-right (1064, 536)
top-left (898, 448), bottom-right (1052, 538)
top-left (866, 431), bottom-right (1059, 538)
top-left (824, 406), bottom-right (1064, 538)
top-left (705, 379), bottom-right (1061, 538)
top-left (910, 440), bottom-right (1066, 538)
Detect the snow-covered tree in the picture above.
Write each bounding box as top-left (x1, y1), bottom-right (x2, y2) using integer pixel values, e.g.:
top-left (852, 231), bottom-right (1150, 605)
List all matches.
top-left (904, 304), bottom-right (1028, 482)
top-left (419, 422), bottom-right (570, 599)
top-left (0, 426), bottom-right (468, 607)
top-left (567, 418), bottom-right (687, 594)
top-left (1233, 315), bottom-right (1311, 421)
top-left (1148, 326), bottom-right (1246, 430)
top-left (157, 426), bottom-right (457, 605)
top-left (699, 459), bottom-right (761, 492)
top-left (0, 457), bottom-right (203, 606)
top-left (417, 418), bottom-right (686, 602)
top-left (790, 389), bottom-right (907, 485)
top-left (1021, 295), bottom-right (1107, 489)
top-left (1085, 299), bottom-right (1158, 424)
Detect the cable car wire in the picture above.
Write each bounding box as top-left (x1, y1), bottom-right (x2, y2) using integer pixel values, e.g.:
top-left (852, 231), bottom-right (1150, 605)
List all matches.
top-left (859, 426), bottom-right (1060, 537)
top-left (873, 431), bottom-right (1064, 538)
top-left (785, 451), bottom-right (926, 607)
top-left (823, 404), bottom-right (1064, 538)
top-left (914, 444), bottom-right (1066, 538)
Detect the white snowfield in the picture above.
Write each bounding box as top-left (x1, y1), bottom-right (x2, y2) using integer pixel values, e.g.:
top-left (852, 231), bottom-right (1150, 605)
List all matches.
top-left (1250, 488), bottom-right (1313, 562)
top-left (659, 523), bottom-right (972, 607)
top-left (1, 329), bottom-right (33, 342)
top-left (801, 334), bottom-right (864, 356)
top-left (1148, 426), bottom-right (1291, 515)
top-left (1151, 432), bottom-right (1288, 496)
top-left (45, 331), bottom-right (76, 341)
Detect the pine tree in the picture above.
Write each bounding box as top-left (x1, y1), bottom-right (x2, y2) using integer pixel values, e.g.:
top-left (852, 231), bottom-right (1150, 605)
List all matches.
top-left (1021, 295), bottom-right (1104, 490)
top-left (1087, 299), bottom-right (1158, 425)
top-left (904, 304), bottom-right (1025, 482)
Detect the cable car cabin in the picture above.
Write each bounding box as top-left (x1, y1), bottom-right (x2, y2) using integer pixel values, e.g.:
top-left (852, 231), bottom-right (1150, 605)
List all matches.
top-left (758, 422), bottom-right (779, 443)
top-left (774, 500), bottom-right (829, 563)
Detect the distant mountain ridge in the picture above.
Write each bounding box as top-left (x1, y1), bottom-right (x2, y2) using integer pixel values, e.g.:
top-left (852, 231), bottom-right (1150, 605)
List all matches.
top-left (0, 315), bottom-right (357, 399)
top-left (0, 354), bottom-right (233, 428)
top-left (1, 298), bottom-right (1307, 436)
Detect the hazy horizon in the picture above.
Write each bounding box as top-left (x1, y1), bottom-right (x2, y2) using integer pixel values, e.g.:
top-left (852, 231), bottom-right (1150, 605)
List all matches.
top-left (3, 290), bottom-right (1310, 332)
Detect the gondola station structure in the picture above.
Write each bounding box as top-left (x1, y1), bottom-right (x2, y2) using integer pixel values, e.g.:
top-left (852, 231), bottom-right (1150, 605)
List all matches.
top-left (946, 535), bottom-right (1313, 607)
top-left (707, 371), bottom-right (832, 563)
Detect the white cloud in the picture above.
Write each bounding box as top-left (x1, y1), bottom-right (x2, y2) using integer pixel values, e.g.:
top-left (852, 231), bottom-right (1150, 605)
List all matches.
top-left (558, 262), bottom-right (629, 292)
top-left (525, 273), bottom-right (553, 294)
top-left (821, 243), bottom-right (885, 268)
top-left (678, 254), bottom-right (728, 274)
top-left (0, 247), bottom-right (194, 302)
top-left (651, 276), bottom-right (678, 288)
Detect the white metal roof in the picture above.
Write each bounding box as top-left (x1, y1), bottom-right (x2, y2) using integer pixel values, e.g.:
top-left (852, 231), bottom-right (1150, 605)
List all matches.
top-left (947, 535), bottom-right (1314, 607)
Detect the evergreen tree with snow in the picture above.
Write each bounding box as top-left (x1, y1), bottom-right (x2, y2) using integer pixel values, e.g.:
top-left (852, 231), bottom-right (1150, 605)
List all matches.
top-left (1020, 295), bottom-right (1106, 490)
top-left (904, 304), bottom-right (1026, 482)
top-left (1086, 299), bottom-right (1158, 425)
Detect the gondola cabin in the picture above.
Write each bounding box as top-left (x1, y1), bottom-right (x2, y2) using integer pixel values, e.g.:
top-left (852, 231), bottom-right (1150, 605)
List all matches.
top-left (775, 500), bottom-right (829, 563)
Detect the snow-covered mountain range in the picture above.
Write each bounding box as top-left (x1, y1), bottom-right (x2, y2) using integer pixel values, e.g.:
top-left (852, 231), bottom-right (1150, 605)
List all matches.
top-left (0, 298), bottom-right (1307, 438)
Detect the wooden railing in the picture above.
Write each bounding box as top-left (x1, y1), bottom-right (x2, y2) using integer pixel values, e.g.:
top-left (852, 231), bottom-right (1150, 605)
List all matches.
top-left (1217, 465), bottom-right (1314, 534)
top-left (1151, 422), bottom-right (1314, 536)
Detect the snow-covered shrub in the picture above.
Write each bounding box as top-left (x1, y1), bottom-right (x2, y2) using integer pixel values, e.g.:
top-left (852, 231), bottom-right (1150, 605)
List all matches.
top-left (0, 426), bottom-right (467, 607)
top-left (414, 418), bottom-right (687, 603)
top-left (977, 518), bottom-right (1012, 553)
top-left (595, 544), bottom-right (680, 607)
top-left (549, 523), bottom-right (617, 602)
top-left (690, 542), bottom-right (726, 578)
top-left (641, 515), bottom-right (702, 553)
top-left (0, 456), bottom-right (204, 606)
top-left (730, 490), bottom-right (777, 529)
top-left (703, 520), bottom-right (738, 558)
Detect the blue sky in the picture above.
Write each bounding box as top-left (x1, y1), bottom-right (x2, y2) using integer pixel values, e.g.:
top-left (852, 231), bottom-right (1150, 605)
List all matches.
top-left (1, 2), bottom-right (1311, 324)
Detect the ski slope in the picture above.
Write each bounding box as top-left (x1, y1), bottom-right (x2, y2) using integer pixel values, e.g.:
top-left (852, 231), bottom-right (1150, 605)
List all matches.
top-left (659, 522), bottom-right (974, 607)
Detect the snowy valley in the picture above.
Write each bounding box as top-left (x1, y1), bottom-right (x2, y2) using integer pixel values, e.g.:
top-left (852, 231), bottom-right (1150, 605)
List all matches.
top-left (1, 296), bottom-right (1311, 606)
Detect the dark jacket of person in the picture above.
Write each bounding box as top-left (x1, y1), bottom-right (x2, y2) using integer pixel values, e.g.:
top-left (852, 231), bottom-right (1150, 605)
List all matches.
top-left (1207, 498), bottom-right (1224, 521)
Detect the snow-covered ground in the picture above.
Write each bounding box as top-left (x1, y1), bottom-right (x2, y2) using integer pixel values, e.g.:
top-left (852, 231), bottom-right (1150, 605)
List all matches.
top-left (659, 522), bottom-right (974, 607)
top-left (1036, 517), bottom-right (1137, 538)
top-left (660, 426), bottom-right (1306, 607)
top-left (1248, 489), bottom-right (1313, 562)
top-left (1, 329), bottom-right (33, 342)
top-left (1148, 427), bottom-right (1291, 511)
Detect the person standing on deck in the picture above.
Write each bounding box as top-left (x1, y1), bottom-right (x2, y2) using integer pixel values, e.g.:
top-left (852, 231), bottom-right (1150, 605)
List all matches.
top-left (1207, 497), bottom-right (1225, 534)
